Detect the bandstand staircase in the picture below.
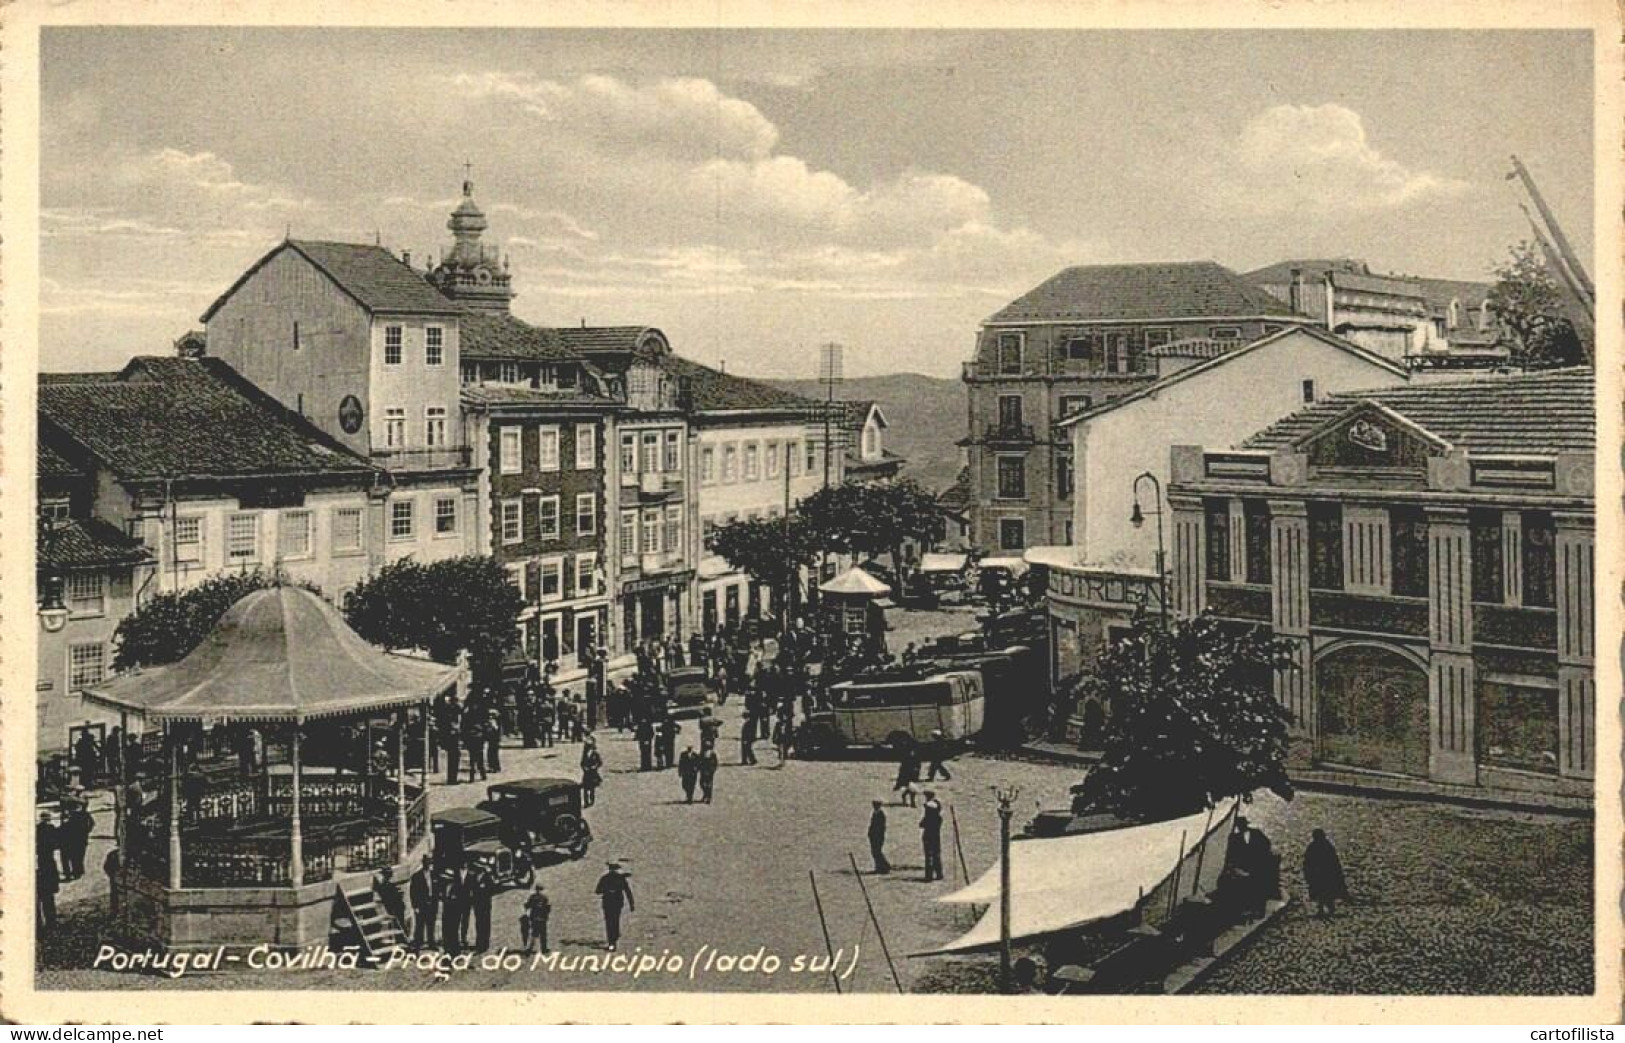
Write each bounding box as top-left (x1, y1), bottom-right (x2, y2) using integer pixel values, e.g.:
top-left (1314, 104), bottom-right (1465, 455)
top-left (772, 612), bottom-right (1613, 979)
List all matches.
top-left (335, 884), bottom-right (407, 963)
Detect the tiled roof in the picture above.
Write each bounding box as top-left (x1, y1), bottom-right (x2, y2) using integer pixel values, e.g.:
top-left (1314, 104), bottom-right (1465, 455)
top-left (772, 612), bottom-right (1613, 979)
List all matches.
top-left (38, 441), bottom-right (85, 479)
top-left (201, 240), bottom-right (459, 321)
top-left (1241, 368), bottom-right (1595, 456)
top-left (40, 371), bottom-right (120, 384)
top-left (1242, 259), bottom-right (1373, 284)
top-left (40, 357), bottom-right (375, 482)
top-left (990, 261), bottom-right (1300, 324)
top-left (554, 326), bottom-right (663, 355)
top-left (460, 384), bottom-right (617, 411)
top-left (660, 355), bottom-right (818, 415)
top-left (459, 310), bottom-right (573, 361)
top-left (1145, 337), bottom-right (1238, 360)
top-left (42, 517), bottom-right (153, 570)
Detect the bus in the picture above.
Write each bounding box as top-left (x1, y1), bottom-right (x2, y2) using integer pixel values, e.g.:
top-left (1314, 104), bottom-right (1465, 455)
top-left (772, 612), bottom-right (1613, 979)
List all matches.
top-left (797, 670), bottom-right (984, 756)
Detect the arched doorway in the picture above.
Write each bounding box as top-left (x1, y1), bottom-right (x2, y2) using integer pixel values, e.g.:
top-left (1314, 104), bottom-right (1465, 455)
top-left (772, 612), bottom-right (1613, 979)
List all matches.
top-left (1315, 643), bottom-right (1429, 777)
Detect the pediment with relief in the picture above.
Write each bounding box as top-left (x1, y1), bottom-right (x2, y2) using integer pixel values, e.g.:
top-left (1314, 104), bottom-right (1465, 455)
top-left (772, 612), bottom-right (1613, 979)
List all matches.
top-left (1295, 402), bottom-right (1448, 471)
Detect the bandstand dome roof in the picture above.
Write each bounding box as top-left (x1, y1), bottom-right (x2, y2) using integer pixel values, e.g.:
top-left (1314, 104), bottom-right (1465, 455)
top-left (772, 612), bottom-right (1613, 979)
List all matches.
top-left (84, 586), bottom-right (459, 723)
top-left (820, 567), bottom-right (891, 597)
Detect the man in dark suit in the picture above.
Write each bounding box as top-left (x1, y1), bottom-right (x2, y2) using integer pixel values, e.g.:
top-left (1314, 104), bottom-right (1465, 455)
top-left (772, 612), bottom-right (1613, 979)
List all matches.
top-left (409, 854), bottom-right (438, 949)
top-left (373, 869), bottom-right (408, 936)
top-left (36, 812), bottom-right (60, 931)
top-left (595, 861), bottom-right (635, 951)
top-left (468, 864), bottom-right (495, 952)
top-left (920, 791), bottom-right (945, 882)
top-left (868, 800), bottom-right (891, 874)
top-left (437, 866), bottom-right (465, 956)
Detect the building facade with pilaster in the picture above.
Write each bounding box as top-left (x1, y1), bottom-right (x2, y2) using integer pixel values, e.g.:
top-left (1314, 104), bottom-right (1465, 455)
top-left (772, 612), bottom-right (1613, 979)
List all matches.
top-left (1167, 368), bottom-right (1594, 796)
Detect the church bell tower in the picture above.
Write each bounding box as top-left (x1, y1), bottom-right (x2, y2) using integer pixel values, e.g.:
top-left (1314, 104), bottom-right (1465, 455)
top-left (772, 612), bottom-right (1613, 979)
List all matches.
top-left (427, 172), bottom-right (515, 314)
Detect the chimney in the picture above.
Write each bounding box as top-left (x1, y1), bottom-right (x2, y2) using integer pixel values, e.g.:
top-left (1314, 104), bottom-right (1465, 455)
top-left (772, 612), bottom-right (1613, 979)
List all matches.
top-left (401, 250), bottom-right (412, 267)
top-left (1289, 268), bottom-right (1303, 314)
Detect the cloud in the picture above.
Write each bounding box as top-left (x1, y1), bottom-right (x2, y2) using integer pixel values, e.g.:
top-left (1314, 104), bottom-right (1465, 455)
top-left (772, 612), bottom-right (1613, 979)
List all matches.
top-left (1197, 103), bottom-right (1471, 216)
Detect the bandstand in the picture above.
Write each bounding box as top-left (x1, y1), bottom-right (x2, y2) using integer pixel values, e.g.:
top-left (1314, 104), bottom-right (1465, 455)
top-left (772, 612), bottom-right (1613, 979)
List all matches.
top-left (84, 587), bottom-right (459, 950)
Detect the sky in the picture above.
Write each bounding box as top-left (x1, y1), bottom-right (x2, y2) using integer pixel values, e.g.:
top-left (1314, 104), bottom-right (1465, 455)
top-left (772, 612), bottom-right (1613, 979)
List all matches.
top-left (39, 28), bottom-right (1595, 378)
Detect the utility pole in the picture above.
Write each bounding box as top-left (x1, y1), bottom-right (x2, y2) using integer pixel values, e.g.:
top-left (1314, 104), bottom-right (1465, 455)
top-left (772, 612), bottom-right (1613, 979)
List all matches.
top-left (993, 782), bottom-right (1020, 994)
top-left (818, 342), bottom-right (844, 491)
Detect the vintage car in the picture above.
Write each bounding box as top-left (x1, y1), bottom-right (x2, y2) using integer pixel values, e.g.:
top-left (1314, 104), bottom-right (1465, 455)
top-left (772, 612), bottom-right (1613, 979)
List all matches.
top-left (477, 776), bottom-right (592, 862)
top-left (663, 666), bottom-right (718, 720)
top-left (430, 806), bottom-right (535, 888)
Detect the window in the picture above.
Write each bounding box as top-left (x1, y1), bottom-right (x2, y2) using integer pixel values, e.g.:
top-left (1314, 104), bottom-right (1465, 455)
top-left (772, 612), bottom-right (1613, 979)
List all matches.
top-left (996, 455), bottom-right (1026, 500)
top-left (1522, 511), bottom-right (1556, 609)
top-left (68, 642), bottom-right (106, 689)
top-left (1065, 335), bottom-right (1093, 361)
top-left (743, 443), bottom-right (760, 481)
top-left (641, 433), bottom-right (661, 473)
top-left (701, 447), bottom-right (717, 484)
top-left (434, 497), bottom-right (458, 536)
top-left (499, 428), bottom-right (522, 475)
top-left (1479, 679), bottom-right (1559, 775)
top-left (174, 515), bottom-right (204, 563)
top-left (425, 327), bottom-right (444, 366)
top-left (227, 513), bottom-right (259, 564)
top-left (1055, 455), bottom-right (1074, 498)
top-left (664, 505), bottom-right (683, 556)
top-left (332, 508), bottom-right (363, 554)
top-left (461, 363), bottom-right (478, 385)
top-left (538, 426), bottom-right (560, 471)
top-left (620, 432), bottom-right (637, 475)
top-left (384, 408), bottom-right (406, 449)
top-left (1209, 326), bottom-right (1243, 341)
top-left (620, 511), bottom-right (637, 559)
top-left (1390, 506), bottom-right (1429, 599)
top-left (1308, 502), bottom-right (1343, 591)
top-left (766, 441), bottom-right (781, 478)
top-left (540, 558), bottom-right (564, 602)
top-left (575, 424), bottom-right (596, 470)
top-left (500, 499), bottom-right (523, 544)
top-left (576, 554), bottom-right (598, 596)
top-left (425, 407), bottom-right (448, 448)
top-left (67, 573), bottom-right (106, 618)
top-left (575, 493), bottom-right (597, 536)
top-left (641, 509), bottom-right (662, 554)
top-left (1204, 499), bottom-right (1231, 582)
top-left (1470, 508), bottom-right (1504, 604)
top-left (1059, 394), bottom-right (1092, 419)
top-left (499, 361), bottom-right (521, 385)
top-left (390, 499), bottom-right (415, 541)
top-left (805, 441), bottom-right (817, 474)
top-left (663, 431), bottom-right (680, 473)
top-left (384, 325), bottom-right (403, 365)
top-left (507, 563), bottom-right (527, 601)
top-left (539, 495), bottom-right (561, 540)
top-left (723, 445), bottom-right (739, 483)
top-left (1144, 328), bottom-right (1173, 349)
top-left (787, 442), bottom-right (801, 477)
top-left (997, 395), bottom-right (1024, 431)
top-left (863, 427), bottom-right (879, 457)
top-left (1302, 379), bottom-right (1316, 404)
top-left (41, 498), bottom-right (71, 523)
top-left (1106, 332), bottom-right (1131, 374)
top-left (279, 510), bottom-right (313, 560)
top-left (997, 332), bottom-right (1024, 374)
top-left (999, 518), bottom-right (1025, 551)
top-left (1243, 500), bottom-right (1272, 585)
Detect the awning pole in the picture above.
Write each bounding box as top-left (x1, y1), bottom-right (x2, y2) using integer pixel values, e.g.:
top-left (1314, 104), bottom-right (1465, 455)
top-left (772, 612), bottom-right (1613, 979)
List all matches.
top-left (290, 723), bottom-right (304, 888)
top-left (167, 728), bottom-right (182, 890)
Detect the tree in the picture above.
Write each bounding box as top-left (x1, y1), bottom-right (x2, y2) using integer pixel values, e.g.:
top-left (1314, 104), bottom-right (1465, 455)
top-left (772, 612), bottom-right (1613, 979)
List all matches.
top-left (112, 569), bottom-right (290, 671)
top-left (343, 556), bottom-right (524, 686)
top-left (1487, 240), bottom-right (1587, 369)
top-left (707, 515), bottom-right (821, 625)
top-left (1071, 612), bottom-right (1295, 822)
top-left (800, 478), bottom-right (946, 589)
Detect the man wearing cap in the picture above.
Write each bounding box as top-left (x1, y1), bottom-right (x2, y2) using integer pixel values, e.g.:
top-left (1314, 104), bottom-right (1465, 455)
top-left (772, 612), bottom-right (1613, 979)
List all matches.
top-left (521, 882), bottom-right (552, 953)
top-left (594, 861), bottom-right (635, 951)
top-left (920, 791), bottom-right (945, 882)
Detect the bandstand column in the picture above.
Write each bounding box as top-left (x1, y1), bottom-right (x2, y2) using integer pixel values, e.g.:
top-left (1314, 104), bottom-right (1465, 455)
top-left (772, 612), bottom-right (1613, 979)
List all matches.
top-left (167, 729), bottom-right (182, 890)
top-left (395, 710), bottom-right (409, 860)
top-left (290, 722), bottom-right (304, 889)
top-left (420, 700), bottom-right (431, 793)
top-left (115, 709), bottom-right (128, 858)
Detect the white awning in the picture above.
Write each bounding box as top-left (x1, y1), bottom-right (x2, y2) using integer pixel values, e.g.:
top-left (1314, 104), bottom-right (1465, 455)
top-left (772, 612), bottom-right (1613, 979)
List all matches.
top-left (920, 553), bottom-right (969, 573)
top-left (977, 556), bottom-right (1029, 576)
top-left (919, 802), bottom-right (1237, 955)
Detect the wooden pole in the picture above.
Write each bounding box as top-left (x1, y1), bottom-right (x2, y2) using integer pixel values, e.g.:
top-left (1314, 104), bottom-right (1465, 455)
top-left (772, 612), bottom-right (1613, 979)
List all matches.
top-left (1165, 829), bottom-right (1188, 921)
top-left (848, 852), bottom-right (904, 994)
top-left (1188, 805), bottom-right (1218, 902)
top-left (998, 799), bottom-right (1013, 994)
top-left (167, 729), bottom-right (182, 890)
top-left (290, 722), bottom-right (304, 889)
top-left (807, 869), bottom-right (842, 995)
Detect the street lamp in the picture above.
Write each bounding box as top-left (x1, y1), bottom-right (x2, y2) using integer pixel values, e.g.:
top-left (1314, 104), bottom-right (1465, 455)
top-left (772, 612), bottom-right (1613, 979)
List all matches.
top-left (37, 512), bottom-right (69, 634)
top-left (993, 782), bottom-right (1021, 994)
top-left (1129, 471), bottom-right (1168, 626)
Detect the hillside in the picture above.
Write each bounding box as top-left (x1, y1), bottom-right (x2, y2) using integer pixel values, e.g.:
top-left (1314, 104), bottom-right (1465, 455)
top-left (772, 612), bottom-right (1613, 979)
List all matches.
top-left (767, 373), bottom-right (967, 493)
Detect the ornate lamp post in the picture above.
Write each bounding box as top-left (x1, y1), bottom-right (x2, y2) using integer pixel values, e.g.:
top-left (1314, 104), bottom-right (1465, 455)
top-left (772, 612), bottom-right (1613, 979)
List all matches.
top-left (993, 782), bottom-right (1021, 993)
top-left (1129, 471), bottom-right (1168, 626)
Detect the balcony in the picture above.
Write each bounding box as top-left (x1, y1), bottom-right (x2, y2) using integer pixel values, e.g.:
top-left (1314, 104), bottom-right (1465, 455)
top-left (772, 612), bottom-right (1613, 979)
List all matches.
top-left (371, 446), bottom-right (471, 472)
top-left (1309, 590), bottom-right (1429, 638)
top-left (639, 471), bottom-right (664, 496)
top-left (640, 551), bottom-right (683, 574)
top-left (1474, 603), bottom-right (1558, 651)
top-left (981, 421), bottom-right (1037, 445)
top-left (962, 358), bottom-right (1156, 381)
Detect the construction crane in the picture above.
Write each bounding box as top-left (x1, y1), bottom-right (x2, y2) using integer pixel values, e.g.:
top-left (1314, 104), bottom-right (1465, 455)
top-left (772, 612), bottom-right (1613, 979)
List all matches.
top-left (1506, 154), bottom-right (1595, 360)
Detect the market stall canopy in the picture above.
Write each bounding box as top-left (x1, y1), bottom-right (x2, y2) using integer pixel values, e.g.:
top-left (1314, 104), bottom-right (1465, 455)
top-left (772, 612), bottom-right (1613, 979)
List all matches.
top-left (916, 802), bottom-right (1236, 955)
top-left (83, 586), bottom-right (459, 723)
top-left (976, 556), bottom-right (1029, 576)
top-left (919, 552), bottom-right (969, 574)
top-left (819, 567), bottom-right (892, 597)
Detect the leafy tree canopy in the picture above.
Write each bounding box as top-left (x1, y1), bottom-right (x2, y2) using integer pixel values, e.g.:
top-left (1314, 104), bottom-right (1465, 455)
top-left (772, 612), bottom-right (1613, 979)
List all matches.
top-left (707, 515), bottom-right (821, 621)
top-left (112, 569), bottom-right (294, 672)
top-left (342, 555), bottom-right (523, 685)
top-left (799, 478), bottom-right (945, 584)
top-left (1072, 612), bottom-right (1295, 822)
top-left (1487, 240), bottom-right (1587, 369)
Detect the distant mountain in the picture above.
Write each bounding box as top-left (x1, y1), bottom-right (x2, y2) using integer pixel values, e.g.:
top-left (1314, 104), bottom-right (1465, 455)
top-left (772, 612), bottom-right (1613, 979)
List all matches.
top-left (767, 373), bottom-right (967, 493)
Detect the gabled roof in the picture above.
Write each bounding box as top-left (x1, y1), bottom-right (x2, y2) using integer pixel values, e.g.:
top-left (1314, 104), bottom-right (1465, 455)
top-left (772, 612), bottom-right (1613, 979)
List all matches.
top-left (1242, 259), bottom-right (1373, 284)
top-left (658, 355), bottom-right (819, 415)
top-left (989, 261), bottom-right (1301, 324)
top-left (1058, 325), bottom-right (1409, 429)
top-left (39, 357), bottom-right (375, 483)
top-left (554, 326), bottom-right (668, 355)
top-left (1240, 367), bottom-right (1595, 456)
top-left (41, 517), bottom-right (153, 571)
top-left (458, 310), bottom-right (573, 361)
top-left (38, 440), bottom-right (85, 480)
top-left (201, 240), bottom-right (459, 321)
